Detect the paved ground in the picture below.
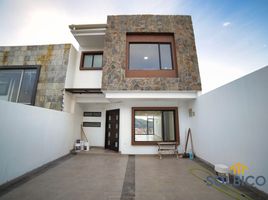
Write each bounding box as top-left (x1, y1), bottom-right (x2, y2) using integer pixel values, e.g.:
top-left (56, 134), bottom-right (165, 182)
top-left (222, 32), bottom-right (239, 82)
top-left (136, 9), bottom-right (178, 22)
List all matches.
top-left (0, 153), bottom-right (254, 200)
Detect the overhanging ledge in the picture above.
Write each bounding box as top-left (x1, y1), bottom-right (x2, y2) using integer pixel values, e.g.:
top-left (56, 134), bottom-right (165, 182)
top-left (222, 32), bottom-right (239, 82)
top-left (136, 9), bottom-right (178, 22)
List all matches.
top-left (103, 91), bottom-right (199, 99)
top-left (65, 88), bottom-right (102, 94)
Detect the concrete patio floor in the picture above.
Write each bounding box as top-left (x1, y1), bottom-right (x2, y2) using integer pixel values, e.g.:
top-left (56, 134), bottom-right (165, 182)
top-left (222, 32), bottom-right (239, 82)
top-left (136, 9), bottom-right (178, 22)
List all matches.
top-left (0, 153), bottom-right (257, 200)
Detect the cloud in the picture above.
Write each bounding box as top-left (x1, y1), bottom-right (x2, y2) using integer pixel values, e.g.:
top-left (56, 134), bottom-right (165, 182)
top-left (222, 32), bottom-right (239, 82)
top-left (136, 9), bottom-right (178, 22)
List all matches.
top-left (222, 22), bottom-right (231, 27)
top-left (1, 0), bottom-right (267, 93)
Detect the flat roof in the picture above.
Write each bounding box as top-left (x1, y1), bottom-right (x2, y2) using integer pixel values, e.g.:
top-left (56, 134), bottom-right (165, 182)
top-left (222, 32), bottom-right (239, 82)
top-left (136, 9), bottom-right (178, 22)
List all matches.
top-left (69, 24), bottom-right (107, 30)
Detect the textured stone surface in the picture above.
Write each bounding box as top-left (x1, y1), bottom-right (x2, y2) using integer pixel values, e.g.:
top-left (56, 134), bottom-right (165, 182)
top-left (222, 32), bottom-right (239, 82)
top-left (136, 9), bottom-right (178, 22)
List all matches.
top-left (0, 44), bottom-right (71, 111)
top-left (102, 15), bottom-right (202, 91)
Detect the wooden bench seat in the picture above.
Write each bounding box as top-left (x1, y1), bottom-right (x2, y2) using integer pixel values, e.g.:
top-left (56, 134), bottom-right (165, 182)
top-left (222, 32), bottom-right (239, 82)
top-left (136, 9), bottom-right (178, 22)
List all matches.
top-left (157, 142), bottom-right (178, 159)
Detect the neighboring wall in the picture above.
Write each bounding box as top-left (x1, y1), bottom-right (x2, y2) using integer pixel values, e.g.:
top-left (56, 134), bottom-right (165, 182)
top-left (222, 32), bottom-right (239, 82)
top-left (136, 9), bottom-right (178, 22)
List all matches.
top-left (0, 100), bottom-right (82, 185)
top-left (102, 15), bottom-right (201, 91)
top-left (0, 44), bottom-right (71, 111)
top-left (189, 66), bottom-right (268, 193)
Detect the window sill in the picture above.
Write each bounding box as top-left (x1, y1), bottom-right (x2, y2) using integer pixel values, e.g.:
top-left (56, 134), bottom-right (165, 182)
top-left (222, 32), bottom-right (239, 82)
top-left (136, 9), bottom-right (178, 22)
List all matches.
top-left (80, 67), bottom-right (103, 71)
top-left (132, 141), bottom-right (179, 146)
top-left (125, 69), bottom-right (177, 78)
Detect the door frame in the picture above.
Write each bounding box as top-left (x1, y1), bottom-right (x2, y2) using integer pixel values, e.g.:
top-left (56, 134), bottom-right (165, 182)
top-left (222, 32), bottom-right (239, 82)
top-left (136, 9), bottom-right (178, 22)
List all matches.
top-left (105, 109), bottom-right (120, 152)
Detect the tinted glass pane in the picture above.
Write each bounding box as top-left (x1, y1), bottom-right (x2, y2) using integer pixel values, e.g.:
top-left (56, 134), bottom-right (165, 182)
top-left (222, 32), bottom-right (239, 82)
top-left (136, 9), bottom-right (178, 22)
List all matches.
top-left (129, 44), bottom-right (160, 70)
top-left (147, 117), bottom-right (154, 135)
top-left (160, 44), bottom-right (172, 70)
top-left (83, 55), bottom-right (93, 68)
top-left (18, 69), bottom-right (37, 104)
top-left (135, 111), bottom-right (147, 135)
top-left (162, 111), bottom-right (175, 141)
top-left (93, 55), bottom-right (102, 68)
top-left (0, 76), bottom-right (10, 96)
top-left (0, 69), bottom-right (22, 102)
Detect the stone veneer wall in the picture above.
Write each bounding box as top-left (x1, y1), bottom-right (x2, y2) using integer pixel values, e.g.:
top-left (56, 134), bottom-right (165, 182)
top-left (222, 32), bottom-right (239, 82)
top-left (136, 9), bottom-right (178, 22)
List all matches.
top-left (102, 15), bottom-right (201, 91)
top-left (0, 44), bottom-right (71, 111)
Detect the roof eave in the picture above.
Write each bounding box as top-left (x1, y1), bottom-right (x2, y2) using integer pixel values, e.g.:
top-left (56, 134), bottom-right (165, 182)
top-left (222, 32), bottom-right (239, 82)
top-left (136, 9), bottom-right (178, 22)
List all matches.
top-left (69, 24), bottom-right (107, 30)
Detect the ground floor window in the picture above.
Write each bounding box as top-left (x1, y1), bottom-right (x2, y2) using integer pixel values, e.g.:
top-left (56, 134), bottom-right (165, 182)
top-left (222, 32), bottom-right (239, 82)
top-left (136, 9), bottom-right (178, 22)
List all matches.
top-left (132, 107), bottom-right (179, 145)
top-left (0, 66), bottom-right (40, 105)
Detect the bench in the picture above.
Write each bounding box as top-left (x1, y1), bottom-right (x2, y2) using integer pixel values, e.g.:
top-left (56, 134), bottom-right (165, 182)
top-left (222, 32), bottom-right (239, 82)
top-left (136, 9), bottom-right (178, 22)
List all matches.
top-left (157, 142), bottom-right (178, 159)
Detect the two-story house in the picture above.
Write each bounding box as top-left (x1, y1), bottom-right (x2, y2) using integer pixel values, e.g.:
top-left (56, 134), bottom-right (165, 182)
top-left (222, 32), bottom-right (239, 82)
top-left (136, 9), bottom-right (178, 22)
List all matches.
top-left (2, 15), bottom-right (268, 197)
top-left (65, 15), bottom-right (201, 154)
top-left (0, 15), bottom-right (201, 154)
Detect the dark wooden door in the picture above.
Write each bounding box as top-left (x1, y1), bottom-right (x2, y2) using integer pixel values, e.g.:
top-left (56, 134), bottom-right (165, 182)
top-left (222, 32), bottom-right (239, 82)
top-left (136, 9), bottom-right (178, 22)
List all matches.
top-left (105, 109), bottom-right (120, 152)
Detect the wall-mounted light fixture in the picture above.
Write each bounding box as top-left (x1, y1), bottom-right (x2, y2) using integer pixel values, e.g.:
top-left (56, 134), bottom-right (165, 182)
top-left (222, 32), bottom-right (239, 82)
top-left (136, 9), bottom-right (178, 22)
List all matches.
top-left (189, 108), bottom-right (195, 117)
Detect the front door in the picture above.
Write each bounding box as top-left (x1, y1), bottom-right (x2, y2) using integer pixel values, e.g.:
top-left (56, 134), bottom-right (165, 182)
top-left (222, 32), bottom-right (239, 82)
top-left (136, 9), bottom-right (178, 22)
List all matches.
top-left (105, 109), bottom-right (120, 152)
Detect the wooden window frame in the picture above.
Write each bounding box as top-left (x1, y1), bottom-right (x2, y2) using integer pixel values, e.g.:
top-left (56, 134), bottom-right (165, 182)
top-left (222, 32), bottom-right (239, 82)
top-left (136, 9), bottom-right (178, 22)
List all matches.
top-left (131, 107), bottom-right (180, 145)
top-left (80, 51), bottom-right (103, 70)
top-left (126, 34), bottom-right (178, 78)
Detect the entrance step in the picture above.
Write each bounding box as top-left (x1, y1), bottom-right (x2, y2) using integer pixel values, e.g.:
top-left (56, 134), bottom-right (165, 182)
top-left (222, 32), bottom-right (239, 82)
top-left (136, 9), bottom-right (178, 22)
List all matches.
top-left (77, 147), bottom-right (120, 155)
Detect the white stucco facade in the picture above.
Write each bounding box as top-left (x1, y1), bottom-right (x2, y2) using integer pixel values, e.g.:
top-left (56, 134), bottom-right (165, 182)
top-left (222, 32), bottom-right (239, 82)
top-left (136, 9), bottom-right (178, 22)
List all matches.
top-left (65, 46), bottom-right (103, 89)
top-left (78, 99), bottom-right (191, 154)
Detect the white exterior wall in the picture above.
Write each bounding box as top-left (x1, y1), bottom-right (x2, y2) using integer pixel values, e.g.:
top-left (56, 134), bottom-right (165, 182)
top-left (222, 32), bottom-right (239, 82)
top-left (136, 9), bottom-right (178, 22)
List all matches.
top-left (80, 100), bottom-right (190, 154)
top-left (81, 104), bottom-right (106, 147)
top-left (64, 47), bottom-right (103, 89)
top-left (189, 66), bottom-right (268, 193)
top-left (65, 45), bottom-right (78, 88)
top-left (0, 100), bottom-right (82, 185)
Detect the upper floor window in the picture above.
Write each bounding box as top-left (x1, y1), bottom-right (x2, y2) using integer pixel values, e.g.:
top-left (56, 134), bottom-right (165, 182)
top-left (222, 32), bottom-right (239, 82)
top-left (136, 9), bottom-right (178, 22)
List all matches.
top-left (126, 34), bottom-right (177, 77)
top-left (129, 43), bottom-right (172, 70)
top-left (80, 51), bottom-right (103, 70)
top-left (0, 66), bottom-right (40, 105)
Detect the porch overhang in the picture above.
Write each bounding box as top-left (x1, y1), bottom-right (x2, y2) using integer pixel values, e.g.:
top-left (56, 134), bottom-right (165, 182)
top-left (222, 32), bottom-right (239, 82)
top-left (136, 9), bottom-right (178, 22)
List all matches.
top-left (69, 24), bottom-right (107, 49)
top-left (70, 93), bottom-right (110, 104)
top-left (65, 88), bottom-right (103, 94)
top-left (102, 91), bottom-right (199, 99)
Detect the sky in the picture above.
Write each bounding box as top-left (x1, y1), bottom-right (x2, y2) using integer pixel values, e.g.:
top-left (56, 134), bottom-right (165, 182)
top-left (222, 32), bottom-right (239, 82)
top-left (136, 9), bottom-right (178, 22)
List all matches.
top-left (0, 0), bottom-right (267, 93)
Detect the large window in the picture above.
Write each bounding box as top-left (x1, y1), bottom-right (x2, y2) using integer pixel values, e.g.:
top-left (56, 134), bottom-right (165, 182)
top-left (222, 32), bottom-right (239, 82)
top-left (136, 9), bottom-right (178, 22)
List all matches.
top-left (126, 34), bottom-right (177, 77)
top-left (0, 66), bottom-right (40, 105)
top-left (80, 51), bottom-right (103, 70)
top-left (132, 107), bottom-right (179, 145)
top-left (129, 43), bottom-right (172, 70)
